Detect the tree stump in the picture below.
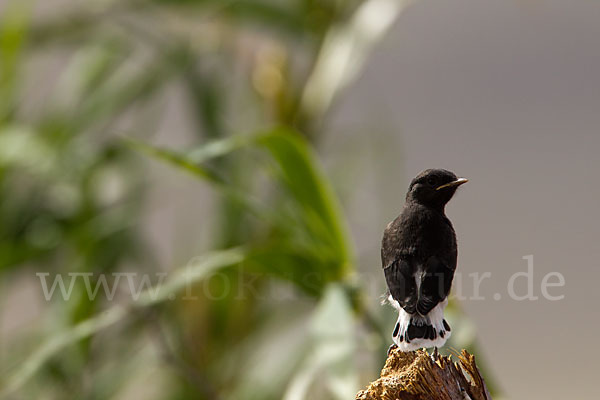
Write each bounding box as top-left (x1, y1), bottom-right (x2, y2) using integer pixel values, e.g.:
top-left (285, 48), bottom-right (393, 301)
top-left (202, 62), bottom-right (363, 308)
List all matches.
top-left (356, 348), bottom-right (491, 400)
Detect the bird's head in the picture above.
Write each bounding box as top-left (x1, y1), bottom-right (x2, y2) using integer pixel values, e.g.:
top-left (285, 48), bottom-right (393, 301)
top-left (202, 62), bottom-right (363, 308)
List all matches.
top-left (406, 169), bottom-right (468, 210)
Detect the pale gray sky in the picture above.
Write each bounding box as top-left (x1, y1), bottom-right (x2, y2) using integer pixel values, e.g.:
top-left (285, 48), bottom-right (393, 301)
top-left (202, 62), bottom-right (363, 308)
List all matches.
top-left (329, 0), bottom-right (600, 397)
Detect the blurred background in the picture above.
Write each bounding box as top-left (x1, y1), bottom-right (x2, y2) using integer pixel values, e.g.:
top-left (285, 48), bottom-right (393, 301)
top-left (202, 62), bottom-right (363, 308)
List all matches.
top-left (1, 0), bottom-right (599, 399)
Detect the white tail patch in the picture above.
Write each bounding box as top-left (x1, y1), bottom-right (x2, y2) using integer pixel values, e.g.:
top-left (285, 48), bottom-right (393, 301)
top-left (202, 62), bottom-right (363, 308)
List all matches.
top-left (388, 295), bottom-right (451, 352)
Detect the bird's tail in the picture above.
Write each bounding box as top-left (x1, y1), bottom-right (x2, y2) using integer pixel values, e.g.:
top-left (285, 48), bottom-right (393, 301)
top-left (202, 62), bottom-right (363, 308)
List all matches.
top-left (390, 297), bottom-right (451, 352)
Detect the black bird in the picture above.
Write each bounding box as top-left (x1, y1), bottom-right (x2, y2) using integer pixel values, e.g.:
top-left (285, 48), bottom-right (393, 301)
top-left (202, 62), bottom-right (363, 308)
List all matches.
top-left (382, 169), bottom-right (467, 352)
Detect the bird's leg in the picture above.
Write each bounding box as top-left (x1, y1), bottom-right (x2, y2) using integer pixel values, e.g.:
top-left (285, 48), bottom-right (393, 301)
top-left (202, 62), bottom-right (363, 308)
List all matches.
top-left (387, 343), bottom-right (398, 356)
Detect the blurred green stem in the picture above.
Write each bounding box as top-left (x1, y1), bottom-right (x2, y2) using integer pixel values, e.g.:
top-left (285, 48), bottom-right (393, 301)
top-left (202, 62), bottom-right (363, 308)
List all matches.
top-left (0, 248), bottom-right (245, 397)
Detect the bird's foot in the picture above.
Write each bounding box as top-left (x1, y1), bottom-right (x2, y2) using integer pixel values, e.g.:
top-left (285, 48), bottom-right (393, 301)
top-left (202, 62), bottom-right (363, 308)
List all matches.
top-left (387, 343), bottom-right (398, 356)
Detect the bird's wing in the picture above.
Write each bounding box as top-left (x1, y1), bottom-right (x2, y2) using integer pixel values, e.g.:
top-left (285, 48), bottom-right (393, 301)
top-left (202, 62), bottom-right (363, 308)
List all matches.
top-left (416, 256), bottom-right (455, 315)
top-left (384, 258), bottom-right (417, 314)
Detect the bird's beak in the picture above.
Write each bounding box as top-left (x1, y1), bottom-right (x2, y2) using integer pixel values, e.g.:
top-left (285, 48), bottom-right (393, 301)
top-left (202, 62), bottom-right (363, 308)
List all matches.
top-left (436, 177), bottom-right (469, 191)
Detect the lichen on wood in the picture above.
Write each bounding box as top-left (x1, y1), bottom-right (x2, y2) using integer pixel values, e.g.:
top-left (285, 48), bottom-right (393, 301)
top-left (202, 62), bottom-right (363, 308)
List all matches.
top-left (356, 348), bottom-right (491, 400)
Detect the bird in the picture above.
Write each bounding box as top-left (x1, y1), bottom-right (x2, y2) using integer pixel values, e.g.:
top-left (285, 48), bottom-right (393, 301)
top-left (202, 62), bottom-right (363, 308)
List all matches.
top-left (381, 169), bottom-right (467, 352)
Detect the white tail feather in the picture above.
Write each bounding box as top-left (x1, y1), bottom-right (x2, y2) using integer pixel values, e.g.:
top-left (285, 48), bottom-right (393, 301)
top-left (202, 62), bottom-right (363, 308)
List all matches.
top-left (387, 295), bottom-right (451, 352)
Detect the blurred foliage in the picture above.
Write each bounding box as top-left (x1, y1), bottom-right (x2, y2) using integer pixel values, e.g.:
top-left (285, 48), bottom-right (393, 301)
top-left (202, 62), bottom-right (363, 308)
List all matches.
top-left (0, 0), bottom-right (498, 399)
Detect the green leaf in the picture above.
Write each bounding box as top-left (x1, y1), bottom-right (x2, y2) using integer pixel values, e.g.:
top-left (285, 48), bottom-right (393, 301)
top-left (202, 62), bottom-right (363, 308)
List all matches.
top-left (301, 0), bottom-right (414, 119)
top-left (0, 0), bottom-right (31, 120)
top-left (256, 129), bottom-right (353, 273)
top-left (130, 129), bottom-right (354, 279)
top-left (283, 284), bottom-right (358, 400)
top-left (126, 136), bottom-right (280, 227)
top-left (245, 246), bottom-right (325, 297)
top-left (130, 127), bottom-right (354, 276)
top-left (125, 137), bottom-right (227, 184)
top-left (129, 128), bottom-right (354, 291)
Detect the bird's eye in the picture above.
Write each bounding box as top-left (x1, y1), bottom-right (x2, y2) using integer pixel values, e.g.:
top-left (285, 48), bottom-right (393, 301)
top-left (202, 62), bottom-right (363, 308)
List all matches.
top-left (427, 177), bottom-right (437, 186)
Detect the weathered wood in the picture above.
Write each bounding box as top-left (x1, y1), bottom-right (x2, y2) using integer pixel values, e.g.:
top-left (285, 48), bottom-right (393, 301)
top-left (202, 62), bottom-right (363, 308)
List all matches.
top-left (356, 348), bottom-right (491, 400)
